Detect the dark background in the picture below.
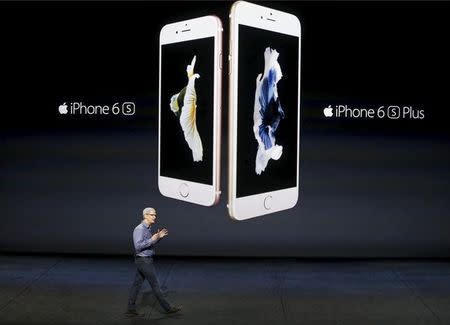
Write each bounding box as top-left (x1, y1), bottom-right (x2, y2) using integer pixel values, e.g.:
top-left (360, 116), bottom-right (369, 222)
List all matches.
top-left (1, 1), bottom-right (449, 257)
top-left (160, 37), bottom-right (214, 185)
top-left (237, 25), bottom-right (299, 198)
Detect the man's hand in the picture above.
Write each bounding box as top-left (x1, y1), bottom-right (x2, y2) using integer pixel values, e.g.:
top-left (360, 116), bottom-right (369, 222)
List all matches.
top-left (158, 228), bottom-right (168, 239)
top-left (151, 228), bottom-right (168, 241)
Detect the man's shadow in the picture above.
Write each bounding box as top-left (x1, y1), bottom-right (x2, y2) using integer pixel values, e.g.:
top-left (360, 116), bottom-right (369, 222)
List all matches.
top-left (139, 285), bottom-right (182, 320)
top-left (140, 285), bottom-right (175, 308)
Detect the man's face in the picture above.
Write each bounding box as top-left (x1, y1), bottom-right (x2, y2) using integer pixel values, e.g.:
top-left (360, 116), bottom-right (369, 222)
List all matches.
top-left (144, 210), bottom-right (157, 225)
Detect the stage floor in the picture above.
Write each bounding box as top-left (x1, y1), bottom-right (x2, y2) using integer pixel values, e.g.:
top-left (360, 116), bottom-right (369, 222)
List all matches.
top-left (0, 255), bottom-right (449, 324)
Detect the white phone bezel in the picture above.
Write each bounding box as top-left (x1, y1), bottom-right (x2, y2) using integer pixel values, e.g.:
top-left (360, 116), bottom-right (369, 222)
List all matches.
top-left (228, 1), bottom-right (301, 220)
top-left (158, 15), bottom-right (222, 206)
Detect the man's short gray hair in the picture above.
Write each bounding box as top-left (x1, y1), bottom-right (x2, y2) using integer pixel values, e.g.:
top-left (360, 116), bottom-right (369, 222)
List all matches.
top-left (142, 207), bottom-right (155, 216)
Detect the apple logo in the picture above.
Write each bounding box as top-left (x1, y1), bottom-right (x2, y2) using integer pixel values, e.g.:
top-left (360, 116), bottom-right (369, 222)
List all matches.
top-left (58, 102), bottom-right (68, 115)
top-left (323, 105), bottom-right (333, 117)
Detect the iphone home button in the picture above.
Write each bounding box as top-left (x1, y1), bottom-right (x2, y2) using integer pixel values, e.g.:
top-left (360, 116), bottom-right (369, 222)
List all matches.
top-left (179, 183), bottom-right (189, 198)
top-left (264, 195), bottom-right (272, 210)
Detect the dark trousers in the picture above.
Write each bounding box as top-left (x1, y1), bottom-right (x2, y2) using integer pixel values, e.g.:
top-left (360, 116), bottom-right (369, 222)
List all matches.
top-left (127, 256), bottom-right (171, 312)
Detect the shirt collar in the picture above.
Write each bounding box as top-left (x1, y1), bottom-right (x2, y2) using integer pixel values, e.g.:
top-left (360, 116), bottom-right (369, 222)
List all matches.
top-left (141, 221), bottom-right (151, 229)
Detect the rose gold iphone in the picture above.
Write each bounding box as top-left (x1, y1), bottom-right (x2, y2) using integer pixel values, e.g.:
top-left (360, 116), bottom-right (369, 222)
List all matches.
top-left (159, 16), bottom-right (222, 206)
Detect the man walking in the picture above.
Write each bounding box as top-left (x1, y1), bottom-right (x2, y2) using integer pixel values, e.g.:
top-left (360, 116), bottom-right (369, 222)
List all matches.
top-left (125, 207), bottom-right (181, 316)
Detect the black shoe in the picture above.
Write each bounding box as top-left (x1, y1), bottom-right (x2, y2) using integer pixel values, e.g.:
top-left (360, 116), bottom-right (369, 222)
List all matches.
top-left (125, 309), bottom-right (144, 317)
top-left (165, 305), bottom-right (182, 314)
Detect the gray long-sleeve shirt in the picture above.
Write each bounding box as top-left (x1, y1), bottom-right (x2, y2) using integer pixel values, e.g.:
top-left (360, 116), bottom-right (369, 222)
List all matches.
top-left (133, 222), bottom-right (159, 257)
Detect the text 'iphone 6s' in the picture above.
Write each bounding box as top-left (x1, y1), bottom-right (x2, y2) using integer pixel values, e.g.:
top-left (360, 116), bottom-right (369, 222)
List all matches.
top-left (228, 2), bottom-right (301, 220)
top-left (159, 16), bottom-right (223, 206)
